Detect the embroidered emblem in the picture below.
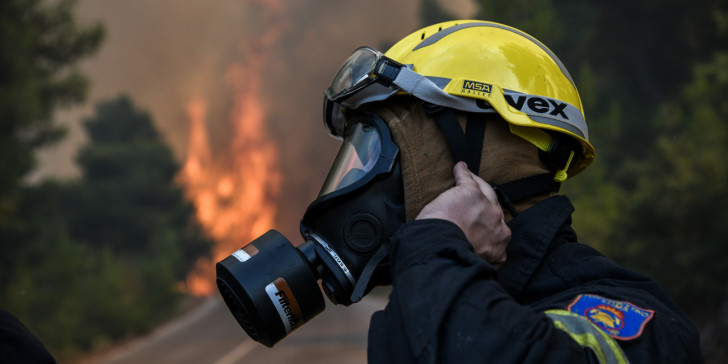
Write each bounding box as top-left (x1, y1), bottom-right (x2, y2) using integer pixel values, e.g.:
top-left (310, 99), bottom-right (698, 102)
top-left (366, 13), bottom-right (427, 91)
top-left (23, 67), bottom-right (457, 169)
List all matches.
top-left (568, 294), bottom-right (654, 340)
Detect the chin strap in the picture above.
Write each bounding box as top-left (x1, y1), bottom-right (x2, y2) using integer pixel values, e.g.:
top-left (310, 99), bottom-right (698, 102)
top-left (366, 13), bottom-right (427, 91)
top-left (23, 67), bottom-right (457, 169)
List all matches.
top-left (424, 103), bottom-right (571, 217)
top-left (492, 173), bottom-right (561, 217)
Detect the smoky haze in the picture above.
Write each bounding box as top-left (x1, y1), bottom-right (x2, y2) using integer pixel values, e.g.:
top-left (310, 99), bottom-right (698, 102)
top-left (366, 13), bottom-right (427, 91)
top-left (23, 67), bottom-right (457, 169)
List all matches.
top-left (36, 0), bottom-right (430, 241)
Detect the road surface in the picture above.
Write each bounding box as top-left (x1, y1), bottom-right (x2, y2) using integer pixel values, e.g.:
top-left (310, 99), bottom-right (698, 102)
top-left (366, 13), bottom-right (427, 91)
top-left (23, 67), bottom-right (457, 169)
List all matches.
top-left (76, 292), bottom-right (388, 364)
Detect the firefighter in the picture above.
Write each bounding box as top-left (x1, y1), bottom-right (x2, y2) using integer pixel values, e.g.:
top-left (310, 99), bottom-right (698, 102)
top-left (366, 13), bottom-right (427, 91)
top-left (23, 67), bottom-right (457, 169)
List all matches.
top-left (322, 20), bottom-right (703, 363)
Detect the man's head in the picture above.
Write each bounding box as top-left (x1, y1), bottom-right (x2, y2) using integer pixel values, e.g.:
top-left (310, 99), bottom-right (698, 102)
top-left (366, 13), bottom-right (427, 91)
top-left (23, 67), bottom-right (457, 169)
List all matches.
top-left (323, 20), bottom-right (595, 219)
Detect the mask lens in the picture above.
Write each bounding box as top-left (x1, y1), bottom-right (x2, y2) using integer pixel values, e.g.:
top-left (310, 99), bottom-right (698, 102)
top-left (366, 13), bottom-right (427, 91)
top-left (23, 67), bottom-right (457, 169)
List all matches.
top-left (319, 122), bottom-right (382, 196)
top-left (326, 47), bottom-right (380, 101)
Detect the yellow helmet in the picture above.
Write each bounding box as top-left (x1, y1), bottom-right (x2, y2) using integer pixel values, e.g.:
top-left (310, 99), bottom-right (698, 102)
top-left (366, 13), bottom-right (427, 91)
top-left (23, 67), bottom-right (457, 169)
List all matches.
top-left (384, 20), bottom-right (595, 178)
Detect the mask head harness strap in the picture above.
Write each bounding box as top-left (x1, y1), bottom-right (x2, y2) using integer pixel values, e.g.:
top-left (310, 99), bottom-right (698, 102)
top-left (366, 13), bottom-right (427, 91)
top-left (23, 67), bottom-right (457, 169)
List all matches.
top-left (492, 173), bottom-right (561, 217)
top-left (494, 131), bottom-right (580, 216)
top-left (423, 102), bottom-right (486, 175)
top-left (423, 102), bottom-right (581, 217)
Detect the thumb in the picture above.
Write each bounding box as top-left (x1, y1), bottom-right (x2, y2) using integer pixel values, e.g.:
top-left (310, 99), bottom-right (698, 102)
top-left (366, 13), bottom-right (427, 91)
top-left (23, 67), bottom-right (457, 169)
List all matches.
top-left (453, 161), bottom-right (475, 188)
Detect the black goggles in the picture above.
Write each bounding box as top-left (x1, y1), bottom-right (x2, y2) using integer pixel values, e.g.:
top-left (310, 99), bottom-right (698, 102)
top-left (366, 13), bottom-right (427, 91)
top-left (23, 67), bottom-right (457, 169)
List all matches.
top-left (322, 46), bottom-right (495, 140)
top-left (325, 47), bottom-right (404, 104)
top-left (323, 47), bottom-right (406, 138)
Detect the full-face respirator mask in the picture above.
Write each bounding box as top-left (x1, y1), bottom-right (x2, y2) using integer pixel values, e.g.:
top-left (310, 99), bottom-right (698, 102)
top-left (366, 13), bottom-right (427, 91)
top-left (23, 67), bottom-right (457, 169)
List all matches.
top-left (216, 112), bottom-right (405, 347)
top-left (217, 20), bottom-right (596, 348)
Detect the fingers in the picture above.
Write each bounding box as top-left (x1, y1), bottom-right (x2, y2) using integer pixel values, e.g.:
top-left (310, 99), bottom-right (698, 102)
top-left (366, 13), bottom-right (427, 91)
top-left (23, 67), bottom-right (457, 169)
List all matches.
top-left (417, 161), bottom-right (512, 266)
top-left (472, 172), bottom-right (499, 205)
top-left (453, 161), bottom-right (499, 205)
top-left (452, 161), bottom-right (476, 188)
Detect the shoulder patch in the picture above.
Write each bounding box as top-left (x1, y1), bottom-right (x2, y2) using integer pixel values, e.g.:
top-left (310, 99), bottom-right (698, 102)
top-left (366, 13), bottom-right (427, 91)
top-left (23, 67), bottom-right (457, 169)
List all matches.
top-left (568, 293), bottom-right (654, 340)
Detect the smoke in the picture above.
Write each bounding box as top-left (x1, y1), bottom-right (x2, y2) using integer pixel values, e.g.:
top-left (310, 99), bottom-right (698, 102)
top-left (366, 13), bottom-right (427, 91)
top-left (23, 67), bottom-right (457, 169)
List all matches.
top-left (36, 0), bottom-right (476, 250)
top-left (36, 0), bottom-right (420, 238)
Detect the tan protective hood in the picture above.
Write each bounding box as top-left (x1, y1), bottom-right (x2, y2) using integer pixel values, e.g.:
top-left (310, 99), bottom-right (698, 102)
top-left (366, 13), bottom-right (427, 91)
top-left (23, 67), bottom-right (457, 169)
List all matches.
top-left (359, 96), bottom-right (552, 221)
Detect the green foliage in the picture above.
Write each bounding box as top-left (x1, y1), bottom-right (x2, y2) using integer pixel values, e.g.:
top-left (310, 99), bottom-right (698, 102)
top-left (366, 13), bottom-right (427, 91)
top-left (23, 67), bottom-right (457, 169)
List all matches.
top-left (1, 181), bottom-right (129, 358)
top-left (478, 0), bottom-right (728, 168)
top-left (0, 0), bottom-right (104, 202)
top-left (614, 53), bottom-right (728, 315)
top-left (472, 0), bottom-right (728, 361)
top-left (0, 0), bottom-right (107, 357)
top-left (0, 1), bottom-right (211, 359)
top-left (563, 161), bottom-right (623, 253)
top-left (0, 97), bottom-right (212, 360)
top-left (70, 96), bottom-right (212, 279)
top-left (477, 0), bottom-right (566, 46)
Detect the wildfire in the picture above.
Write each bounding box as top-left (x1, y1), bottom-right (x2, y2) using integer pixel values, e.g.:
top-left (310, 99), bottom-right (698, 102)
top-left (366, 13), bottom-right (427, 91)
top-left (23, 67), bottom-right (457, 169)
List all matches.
top-left (178, 0), bottom-right (285, 296)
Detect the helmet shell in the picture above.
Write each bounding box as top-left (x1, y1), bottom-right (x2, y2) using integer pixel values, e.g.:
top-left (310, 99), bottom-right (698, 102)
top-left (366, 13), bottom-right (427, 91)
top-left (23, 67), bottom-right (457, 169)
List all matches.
top-left (385, 20), bottom-right (594, 177)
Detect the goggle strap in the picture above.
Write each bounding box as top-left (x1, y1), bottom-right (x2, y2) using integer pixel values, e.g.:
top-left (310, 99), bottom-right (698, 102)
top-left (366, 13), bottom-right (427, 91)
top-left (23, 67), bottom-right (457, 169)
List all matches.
top-left (375, 58), bottom-right (402, 86)
top-left (393, 68), bottom-right (495, 113)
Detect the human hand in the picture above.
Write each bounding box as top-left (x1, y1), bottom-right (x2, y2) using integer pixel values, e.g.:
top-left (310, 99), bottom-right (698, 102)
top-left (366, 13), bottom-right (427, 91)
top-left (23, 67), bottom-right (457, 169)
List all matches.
top-left (416, 161), bottom-right (511, 266)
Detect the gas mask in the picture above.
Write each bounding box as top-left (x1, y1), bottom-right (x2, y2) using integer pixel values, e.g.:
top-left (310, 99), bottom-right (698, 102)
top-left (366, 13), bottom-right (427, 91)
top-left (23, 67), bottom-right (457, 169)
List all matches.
top-left (215, 39), bottom-right (576, 347)
top-left (216, 111), bottom-right (405, 347)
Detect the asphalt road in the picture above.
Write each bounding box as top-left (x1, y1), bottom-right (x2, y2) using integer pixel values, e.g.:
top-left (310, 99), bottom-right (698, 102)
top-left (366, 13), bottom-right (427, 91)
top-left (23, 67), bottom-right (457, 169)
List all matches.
top-left (77, 293), bottom-right (387, 364)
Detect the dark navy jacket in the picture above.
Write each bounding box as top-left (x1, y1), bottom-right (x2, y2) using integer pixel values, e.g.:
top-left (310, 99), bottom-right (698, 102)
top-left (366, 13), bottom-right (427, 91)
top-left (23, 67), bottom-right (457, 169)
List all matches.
top-left (368, 195), bottom-right (702, 363)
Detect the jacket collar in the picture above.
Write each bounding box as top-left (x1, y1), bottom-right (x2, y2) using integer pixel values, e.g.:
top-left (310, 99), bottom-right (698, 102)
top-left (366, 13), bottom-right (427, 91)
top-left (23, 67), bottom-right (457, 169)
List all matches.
top-left (498, 195), bottom-right (574, 298)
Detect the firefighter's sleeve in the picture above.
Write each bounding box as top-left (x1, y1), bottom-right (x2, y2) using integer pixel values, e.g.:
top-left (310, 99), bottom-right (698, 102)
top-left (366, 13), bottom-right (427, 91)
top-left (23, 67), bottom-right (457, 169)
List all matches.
top-left (545, 310), bottom-right (628, 364)
top-left (367, 219), bottom-right (627, 364)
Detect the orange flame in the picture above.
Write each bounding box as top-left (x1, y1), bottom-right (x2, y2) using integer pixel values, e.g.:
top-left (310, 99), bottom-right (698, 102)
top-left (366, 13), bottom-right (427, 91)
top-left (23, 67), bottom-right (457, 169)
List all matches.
top-left (178, 0), bottom-right (285, 296)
